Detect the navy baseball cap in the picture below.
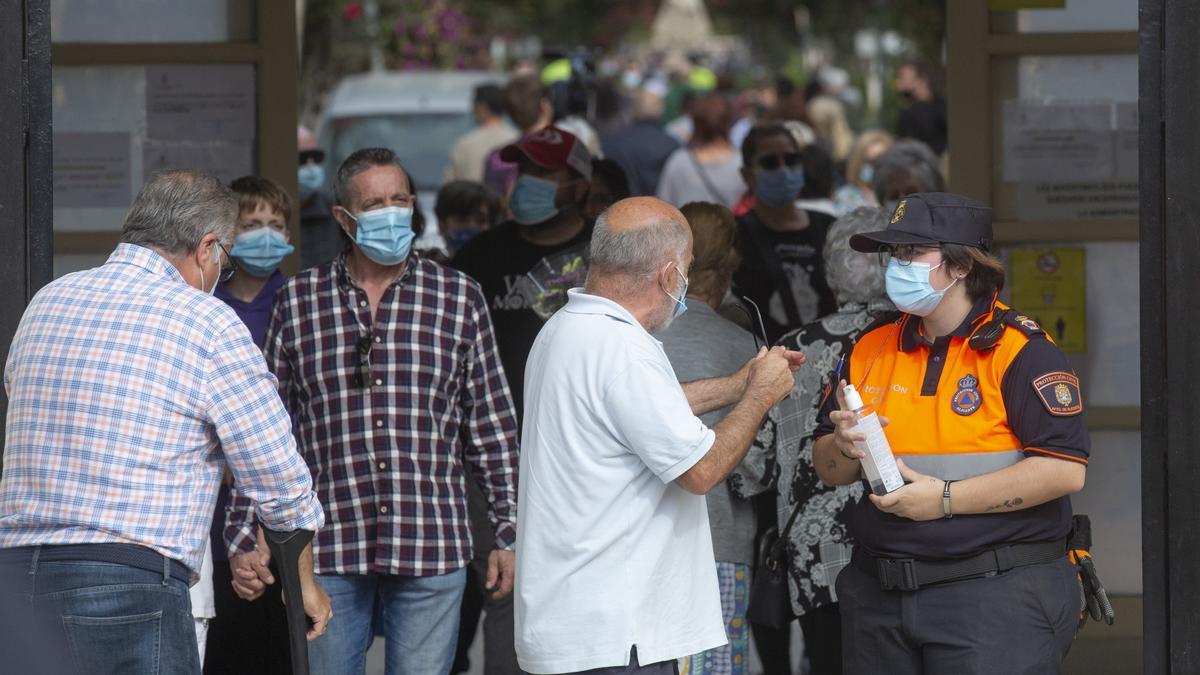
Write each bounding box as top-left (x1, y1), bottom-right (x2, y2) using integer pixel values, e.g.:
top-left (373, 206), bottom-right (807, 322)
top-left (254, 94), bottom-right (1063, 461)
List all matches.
top-left (849, 192), bottom-right (994, 253)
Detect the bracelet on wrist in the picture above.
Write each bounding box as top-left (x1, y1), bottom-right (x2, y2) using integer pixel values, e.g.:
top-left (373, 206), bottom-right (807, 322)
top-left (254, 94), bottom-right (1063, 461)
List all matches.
top-left (942, 480), bottom-right (954, 519)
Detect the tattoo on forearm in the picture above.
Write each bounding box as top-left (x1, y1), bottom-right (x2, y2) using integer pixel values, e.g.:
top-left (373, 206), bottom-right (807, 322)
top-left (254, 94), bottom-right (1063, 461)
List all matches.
top-left (984, 496), bottom-right (1025, 512)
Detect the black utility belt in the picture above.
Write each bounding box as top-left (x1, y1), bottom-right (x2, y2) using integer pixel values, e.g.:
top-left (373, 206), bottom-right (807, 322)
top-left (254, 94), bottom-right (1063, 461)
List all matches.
top-left (852, 539), bottom-right (1066, 592)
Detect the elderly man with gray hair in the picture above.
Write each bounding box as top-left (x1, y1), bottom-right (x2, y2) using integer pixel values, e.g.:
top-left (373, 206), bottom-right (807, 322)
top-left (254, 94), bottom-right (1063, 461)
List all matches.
top-left (0, 170), bottom-right (328, 675)
top-left (773, 206), bottom-right (896, 674)
top-left (514, 196), bottom-right (805, 674)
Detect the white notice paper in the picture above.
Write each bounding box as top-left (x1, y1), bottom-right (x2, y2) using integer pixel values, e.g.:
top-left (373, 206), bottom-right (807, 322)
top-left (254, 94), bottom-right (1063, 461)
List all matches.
top-left (1015, 181), bottom-right (1138, 221)
top-left (142, 140), bottom-right (254, 186)
top-left (1115, 102), bottom-right (1138, 182)
top-left (53, 131), bottom-right (132, 208)
top-left (1002, 101), bottom-right (1114, 183)
top-left (146, 64), bottom-right (256, 142)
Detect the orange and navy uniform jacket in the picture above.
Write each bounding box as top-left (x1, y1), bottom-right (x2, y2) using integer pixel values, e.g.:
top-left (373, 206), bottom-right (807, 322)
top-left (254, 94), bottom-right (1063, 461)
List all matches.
top-left (814, 294), bottom-right (1089, 560)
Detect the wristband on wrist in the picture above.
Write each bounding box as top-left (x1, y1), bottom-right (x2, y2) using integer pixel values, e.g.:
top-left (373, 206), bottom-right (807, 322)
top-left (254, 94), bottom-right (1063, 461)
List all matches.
top-left (942, 480), bottom-right (953, 519)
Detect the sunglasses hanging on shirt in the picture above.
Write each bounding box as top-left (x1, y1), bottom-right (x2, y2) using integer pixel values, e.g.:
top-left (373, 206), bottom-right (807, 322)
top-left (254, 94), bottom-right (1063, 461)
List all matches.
top-left (356, 335), bottom-right (373, 389)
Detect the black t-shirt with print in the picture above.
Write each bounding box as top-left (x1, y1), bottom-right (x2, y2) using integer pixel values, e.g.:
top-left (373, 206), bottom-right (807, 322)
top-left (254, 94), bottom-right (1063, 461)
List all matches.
top-left (733, 209), bottom-right (837, 343)
top-left (451, 220), bottom-right (590, 421)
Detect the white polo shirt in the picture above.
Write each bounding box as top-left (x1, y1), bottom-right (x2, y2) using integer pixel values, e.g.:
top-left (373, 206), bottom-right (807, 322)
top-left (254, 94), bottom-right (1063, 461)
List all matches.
top-left (514, 289), bottom-right (726, 674)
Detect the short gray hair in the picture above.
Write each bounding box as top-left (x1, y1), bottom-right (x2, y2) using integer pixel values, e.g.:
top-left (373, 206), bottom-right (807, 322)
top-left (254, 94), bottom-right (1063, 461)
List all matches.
top-left (120, 170), bottom-right (237, 256)
top-left (334, 147), bottom-right (410, 207)
top-left (871, 139), bottom-right (944, 203)
top-left (589, 209), bottom-right (690, 286)
top-left (824, 206), bottom-right (889, 305)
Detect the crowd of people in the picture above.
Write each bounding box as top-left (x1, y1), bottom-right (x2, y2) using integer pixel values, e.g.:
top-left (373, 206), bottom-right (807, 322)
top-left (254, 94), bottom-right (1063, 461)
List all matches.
top-left (0, 54), bottom-right (1091, 675)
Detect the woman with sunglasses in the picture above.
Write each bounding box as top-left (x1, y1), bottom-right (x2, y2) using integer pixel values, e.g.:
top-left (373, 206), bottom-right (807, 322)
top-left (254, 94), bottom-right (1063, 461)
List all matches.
top-left (812, 193), bottom-right (1089, 674)
top-left (732, 123), bottom-right (838, 344)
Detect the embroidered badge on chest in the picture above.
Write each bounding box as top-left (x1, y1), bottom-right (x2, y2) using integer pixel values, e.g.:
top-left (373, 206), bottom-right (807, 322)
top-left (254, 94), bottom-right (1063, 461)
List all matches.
top-left (951, 374), bottom-right (982, 416)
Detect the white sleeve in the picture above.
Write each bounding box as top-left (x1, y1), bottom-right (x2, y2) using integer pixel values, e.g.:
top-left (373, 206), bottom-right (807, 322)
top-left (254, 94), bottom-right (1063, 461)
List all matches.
top-left (604, 357), bottom-right (716, 483)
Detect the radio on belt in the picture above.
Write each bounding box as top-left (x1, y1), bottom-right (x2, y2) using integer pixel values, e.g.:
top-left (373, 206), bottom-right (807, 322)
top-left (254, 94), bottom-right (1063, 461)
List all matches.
top-left (843, 384), bottom-right (904, 496)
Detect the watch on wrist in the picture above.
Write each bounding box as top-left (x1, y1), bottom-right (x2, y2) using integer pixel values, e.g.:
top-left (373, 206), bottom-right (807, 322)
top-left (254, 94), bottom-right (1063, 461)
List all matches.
top-left (942, 480), bottom-right (953, 519)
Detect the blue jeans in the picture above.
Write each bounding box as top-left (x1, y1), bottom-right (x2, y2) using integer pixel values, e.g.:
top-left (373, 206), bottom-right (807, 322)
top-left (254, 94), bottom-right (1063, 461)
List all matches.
top-left (309, 568), bottom-right (467, 675)
top-left (0, 552), bottom-right (199, 674)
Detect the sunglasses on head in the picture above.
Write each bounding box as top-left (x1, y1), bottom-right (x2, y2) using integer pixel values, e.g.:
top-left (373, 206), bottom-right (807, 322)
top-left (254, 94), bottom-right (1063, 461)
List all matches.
top-left (757, 152), bottom-right (802, 171)
top-left (299, 149), bottom-right (326, 166)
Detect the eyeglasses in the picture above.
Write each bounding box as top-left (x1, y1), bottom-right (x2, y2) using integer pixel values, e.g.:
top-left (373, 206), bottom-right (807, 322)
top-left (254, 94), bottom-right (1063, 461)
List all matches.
top-left (356, 335), bottom-right (373, 389)
top-left (876, 244), bottom-right (940, 268)
top-left (732, 296), bottom-right (769, 351)
top-left (217, 243), bottom-right (237, 283)
top-left (756, 152), bottom-right (803, 171)
top-left (299, 149), bottom-right (326, 165)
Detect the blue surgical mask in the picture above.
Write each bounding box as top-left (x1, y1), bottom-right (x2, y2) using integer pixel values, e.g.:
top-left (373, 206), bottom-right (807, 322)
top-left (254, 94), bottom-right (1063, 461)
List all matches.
top-left (230, 227), bottom-right (294, 277)
top-left (664, 266), bottom-right (689, 320)
top-left (884, 258), bottom-right (958, 317)
top-left (509, 175), bottom-right (561, 225)
top-left (343, 206), bottom-right (415, 266)
top-left (298, 164), bottom-right (325, 200)
top-left (446, 227), bottom-right (482, 254)
top-left (755, 168), bottom-right (806, 208)
top-left (859, 163), bottom-right (875, 186)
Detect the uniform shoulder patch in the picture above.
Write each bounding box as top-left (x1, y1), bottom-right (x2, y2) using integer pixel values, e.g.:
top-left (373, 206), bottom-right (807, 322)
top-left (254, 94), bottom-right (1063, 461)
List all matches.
top-left (1003, 312), bottom-right (1047, 339)
top-left (1032, 371), bottom-right (1082, 416)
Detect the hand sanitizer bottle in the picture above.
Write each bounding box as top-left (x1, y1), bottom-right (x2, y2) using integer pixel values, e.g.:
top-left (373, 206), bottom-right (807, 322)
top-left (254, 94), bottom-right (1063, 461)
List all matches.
top-left (843, 384), bottom-right (904, 496)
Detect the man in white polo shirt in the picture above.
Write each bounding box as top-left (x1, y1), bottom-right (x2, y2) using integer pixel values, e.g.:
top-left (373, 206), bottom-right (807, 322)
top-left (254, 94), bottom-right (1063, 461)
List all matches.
top-left (515, 197), bottom-right (803, 674)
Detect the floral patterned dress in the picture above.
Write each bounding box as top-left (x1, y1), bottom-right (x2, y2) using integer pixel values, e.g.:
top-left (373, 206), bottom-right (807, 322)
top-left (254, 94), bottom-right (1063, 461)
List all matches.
top-left (774, 298), bottom-right (894, 615)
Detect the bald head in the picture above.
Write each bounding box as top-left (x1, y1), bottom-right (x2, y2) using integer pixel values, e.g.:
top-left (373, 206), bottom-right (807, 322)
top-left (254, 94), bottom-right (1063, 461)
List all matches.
top-left (588, 197), bottom-right (692, 299)
top-left (602, 196), bottom-right (688, 235)
top-left (298, 125), bottom-right (318, 152)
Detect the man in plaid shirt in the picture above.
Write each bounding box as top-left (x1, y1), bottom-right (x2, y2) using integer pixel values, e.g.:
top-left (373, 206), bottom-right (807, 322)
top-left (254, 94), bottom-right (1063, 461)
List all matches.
top-left (226, 148), bottom-right (520, 675)
top-left (0, 170), bottom-right (328, 675)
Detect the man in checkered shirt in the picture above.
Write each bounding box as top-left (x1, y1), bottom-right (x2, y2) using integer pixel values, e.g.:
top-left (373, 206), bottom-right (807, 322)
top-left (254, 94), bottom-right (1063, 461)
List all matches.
top-left (0, 170), bottom-right (328, 675)
top-left (225, 148), bottom-right (520, 675)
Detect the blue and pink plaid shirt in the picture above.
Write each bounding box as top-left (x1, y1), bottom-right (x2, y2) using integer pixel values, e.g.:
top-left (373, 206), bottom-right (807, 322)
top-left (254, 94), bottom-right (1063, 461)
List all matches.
top-left (226, 252), bottom-right (519, 577)
top-left (0, 244), bottom-right (324, 574)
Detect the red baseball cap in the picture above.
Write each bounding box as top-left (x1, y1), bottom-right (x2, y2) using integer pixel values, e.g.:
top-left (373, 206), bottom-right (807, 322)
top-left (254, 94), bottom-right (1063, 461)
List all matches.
top-left (500, 126), bottom-right (593, 180)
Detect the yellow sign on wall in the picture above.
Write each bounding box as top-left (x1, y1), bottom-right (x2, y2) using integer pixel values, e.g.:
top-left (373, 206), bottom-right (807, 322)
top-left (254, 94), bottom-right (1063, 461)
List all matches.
top-left (989, 0), bottom-right (1066, 9)
top-left (1009, 248), bottom-right (1086, 353)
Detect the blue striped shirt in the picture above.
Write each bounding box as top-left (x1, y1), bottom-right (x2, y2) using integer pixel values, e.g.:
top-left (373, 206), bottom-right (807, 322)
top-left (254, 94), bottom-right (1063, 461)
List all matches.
top-left (0, 244), bottom-right (323, 574)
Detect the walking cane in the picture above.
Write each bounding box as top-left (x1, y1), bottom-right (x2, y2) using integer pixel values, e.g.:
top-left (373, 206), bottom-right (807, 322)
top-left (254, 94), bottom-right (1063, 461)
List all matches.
top-left (264, 528), bottom-right (315, 675)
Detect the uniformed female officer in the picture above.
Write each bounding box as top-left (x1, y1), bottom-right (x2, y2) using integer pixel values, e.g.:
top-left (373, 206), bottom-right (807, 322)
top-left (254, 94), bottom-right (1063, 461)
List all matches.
top-left (813, 192), bottom-right (1088, 674)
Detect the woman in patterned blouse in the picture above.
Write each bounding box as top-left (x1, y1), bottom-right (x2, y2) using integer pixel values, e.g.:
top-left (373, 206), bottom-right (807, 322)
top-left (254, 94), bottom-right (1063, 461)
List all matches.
top-left (774, 206), bottom-right (895, 674)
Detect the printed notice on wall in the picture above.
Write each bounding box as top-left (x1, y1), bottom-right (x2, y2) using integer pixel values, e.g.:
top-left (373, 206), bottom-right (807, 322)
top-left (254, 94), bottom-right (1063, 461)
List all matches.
top-left (53, 131), bottom-right (132, 208)
top-left (142, 140), bottom-right (253, 186)
top-left (1002, 101), bottom-right (1113, 183)
top-left (1015, 181), bottom-right (1138, 221)
top-left (146, 65), bottom-right (255, 142)
top-left (1009, 247), bottom-right (1086, 353)
top-left (1115, 102), bottom-right (1138, 182)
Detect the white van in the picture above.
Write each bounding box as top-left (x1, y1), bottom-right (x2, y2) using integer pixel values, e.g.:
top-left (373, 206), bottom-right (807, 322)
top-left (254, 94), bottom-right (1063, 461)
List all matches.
top-left (317, 70), bottom-right (506, 250)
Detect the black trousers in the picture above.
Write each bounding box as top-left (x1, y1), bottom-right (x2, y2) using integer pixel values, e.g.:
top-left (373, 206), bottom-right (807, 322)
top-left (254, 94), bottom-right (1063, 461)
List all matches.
top-left (203, 560), bottom-right (292, 675)
top-left (835, 556), bottom-right (1081, 675)
top-left (798, 603), bottom-right (843, 675)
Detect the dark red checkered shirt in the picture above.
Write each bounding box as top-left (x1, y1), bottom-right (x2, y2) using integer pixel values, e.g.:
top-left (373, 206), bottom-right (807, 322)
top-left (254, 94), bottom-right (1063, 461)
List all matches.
top-left (226, 253), bottom-right (519, 576)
